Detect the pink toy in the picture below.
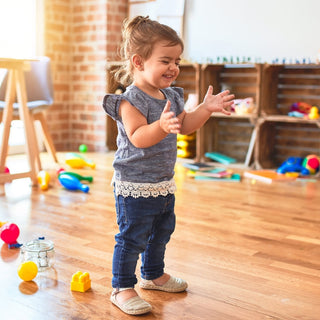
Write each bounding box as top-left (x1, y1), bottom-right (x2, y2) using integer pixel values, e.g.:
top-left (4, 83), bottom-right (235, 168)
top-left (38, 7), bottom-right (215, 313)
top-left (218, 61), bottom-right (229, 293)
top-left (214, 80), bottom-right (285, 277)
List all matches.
top-left (58, 173), bottom-right (90, 193)
top-left (0, 223), bottom-right (20, 245)
top-left (57, 168), bottom-right (66, 175)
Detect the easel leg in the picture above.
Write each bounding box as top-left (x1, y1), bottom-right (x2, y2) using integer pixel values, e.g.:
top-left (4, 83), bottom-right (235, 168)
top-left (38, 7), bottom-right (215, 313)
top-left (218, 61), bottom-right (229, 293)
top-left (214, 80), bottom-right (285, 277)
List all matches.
top-left (0, 70), bottom-right (15, 179)
top-left (34, 112), bottom-right (58, 163)
top-left (15, 69), bottom-right (41, 184)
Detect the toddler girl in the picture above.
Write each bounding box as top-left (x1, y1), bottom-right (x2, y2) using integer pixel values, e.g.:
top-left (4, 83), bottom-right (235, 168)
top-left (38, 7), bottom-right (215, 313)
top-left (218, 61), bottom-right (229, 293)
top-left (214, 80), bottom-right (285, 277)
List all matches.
top-left (103, 16), bottom-right (234, 315)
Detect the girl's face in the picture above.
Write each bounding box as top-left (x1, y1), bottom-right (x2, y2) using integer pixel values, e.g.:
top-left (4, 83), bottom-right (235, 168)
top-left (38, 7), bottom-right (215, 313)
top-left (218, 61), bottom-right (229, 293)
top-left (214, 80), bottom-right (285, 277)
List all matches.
top-left (133, 41), bottom-right (183, 97)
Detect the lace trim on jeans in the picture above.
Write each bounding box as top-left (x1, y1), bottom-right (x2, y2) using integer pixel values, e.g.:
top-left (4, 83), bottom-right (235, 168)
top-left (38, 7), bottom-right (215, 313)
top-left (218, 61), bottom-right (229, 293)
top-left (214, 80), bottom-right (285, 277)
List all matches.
top-left (114, 179), bottom-right (176, 198)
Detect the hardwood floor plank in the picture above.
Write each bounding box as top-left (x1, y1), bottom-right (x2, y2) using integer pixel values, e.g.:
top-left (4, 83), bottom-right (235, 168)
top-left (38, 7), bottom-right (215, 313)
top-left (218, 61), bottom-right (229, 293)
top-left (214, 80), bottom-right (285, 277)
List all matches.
top-left (0, 152), bottom-right (320, 319)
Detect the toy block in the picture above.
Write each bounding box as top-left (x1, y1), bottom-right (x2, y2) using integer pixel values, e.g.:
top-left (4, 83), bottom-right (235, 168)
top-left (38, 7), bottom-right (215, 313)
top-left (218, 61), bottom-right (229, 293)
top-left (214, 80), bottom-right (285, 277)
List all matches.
top-left (205, 152), bottom-right (236, 165)
top-left (71, 271), bottom-right (91, 292)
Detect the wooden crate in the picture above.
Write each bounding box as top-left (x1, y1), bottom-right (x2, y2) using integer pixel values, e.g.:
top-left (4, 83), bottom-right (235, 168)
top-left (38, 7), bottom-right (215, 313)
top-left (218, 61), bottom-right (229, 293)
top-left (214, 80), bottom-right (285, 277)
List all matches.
top-left (200, 116), bottom-right (256, 164)
top-left (260, 64), bottom-right (320, 116)
top-left (200, 63), bottom-right (262, 113)
top-left (256, 119), bottom-right (320, 169)
top-left (105, 62), bottom-right (201, 151)
top-left (197, 64), bottom-right (261, 164)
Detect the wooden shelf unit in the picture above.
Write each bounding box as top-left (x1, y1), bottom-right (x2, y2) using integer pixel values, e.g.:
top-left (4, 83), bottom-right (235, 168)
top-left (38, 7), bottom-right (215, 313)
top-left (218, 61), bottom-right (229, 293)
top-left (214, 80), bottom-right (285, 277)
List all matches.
top-left (255, 64), bottom-right (320, 169)
top-left (105, 62), bottom-right (320, 168)
top-left (197, 64), bottom-right (262, 165)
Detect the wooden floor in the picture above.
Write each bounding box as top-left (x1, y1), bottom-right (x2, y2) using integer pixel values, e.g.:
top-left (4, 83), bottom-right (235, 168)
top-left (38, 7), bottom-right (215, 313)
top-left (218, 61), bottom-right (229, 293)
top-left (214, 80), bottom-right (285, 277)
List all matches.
top-left (1, 152), bottom-right (320, 320)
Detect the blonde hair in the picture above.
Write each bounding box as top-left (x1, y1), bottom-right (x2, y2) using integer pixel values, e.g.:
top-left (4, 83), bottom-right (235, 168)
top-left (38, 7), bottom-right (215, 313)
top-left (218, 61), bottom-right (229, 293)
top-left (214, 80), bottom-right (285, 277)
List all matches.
top-left (115, 16), bottom-right (184, 86)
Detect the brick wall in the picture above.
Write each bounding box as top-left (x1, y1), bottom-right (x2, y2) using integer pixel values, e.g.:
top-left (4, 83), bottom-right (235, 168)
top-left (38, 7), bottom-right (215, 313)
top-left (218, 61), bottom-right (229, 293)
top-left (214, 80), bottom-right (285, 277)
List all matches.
top-left (44, 0), bottom-right (127, 152)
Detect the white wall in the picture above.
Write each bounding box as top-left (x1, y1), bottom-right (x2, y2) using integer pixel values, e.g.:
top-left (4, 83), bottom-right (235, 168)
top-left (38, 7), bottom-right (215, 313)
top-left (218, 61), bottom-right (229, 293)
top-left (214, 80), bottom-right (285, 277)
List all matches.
top-left (184, 0), bottom-right (320, 63)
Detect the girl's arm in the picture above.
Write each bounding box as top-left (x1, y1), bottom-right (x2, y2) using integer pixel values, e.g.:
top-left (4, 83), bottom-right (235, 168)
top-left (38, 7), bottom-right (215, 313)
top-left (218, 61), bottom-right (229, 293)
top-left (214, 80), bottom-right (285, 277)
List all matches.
top-left (119, 99), bottom-right (180, 148)
top-left (178, 86), bottom-right (235, 135)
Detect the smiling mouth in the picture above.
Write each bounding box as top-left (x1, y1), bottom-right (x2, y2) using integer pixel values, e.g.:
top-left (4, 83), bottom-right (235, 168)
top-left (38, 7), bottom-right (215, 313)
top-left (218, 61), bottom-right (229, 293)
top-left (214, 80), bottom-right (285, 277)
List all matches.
top-left (163, 74), bottom-right (175, 79)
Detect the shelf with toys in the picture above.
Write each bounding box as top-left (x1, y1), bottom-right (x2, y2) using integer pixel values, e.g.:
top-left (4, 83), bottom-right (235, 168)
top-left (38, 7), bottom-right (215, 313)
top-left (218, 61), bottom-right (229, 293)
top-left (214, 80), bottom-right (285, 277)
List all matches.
top-left (259, 63), bottom-right (320, 119)
top-left (105, 62), bottom-right (320, 169)
top-left (254, 63), bottom-right (320, 169)
top-left (196, 63), bottom-right (262, 165)
top-left (255, 118), bottom-right (320, 169)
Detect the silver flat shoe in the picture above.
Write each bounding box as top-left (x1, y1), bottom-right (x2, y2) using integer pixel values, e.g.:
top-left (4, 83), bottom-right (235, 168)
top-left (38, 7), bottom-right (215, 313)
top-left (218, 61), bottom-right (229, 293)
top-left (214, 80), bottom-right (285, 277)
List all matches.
top-left (110, 289), bottom-right (152, 315)
top-left (139, 276), bottom-right (188, 293)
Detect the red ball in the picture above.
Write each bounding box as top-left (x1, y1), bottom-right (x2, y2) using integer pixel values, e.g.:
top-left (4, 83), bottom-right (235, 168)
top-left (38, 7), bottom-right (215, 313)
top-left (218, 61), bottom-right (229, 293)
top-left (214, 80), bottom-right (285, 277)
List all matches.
top-left (303, 155), bottom-right (320, 174)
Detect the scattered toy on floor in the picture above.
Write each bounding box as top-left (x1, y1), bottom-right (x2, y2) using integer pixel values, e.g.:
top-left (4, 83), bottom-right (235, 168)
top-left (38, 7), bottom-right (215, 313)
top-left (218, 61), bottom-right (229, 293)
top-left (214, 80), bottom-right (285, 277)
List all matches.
top-left (79, 144), bottom-right (88, 153)
top-left (65, 152), bottom-right (96, 169)
top-left (58, 170), bottom-right (93, 183)
top-left (37, 170), bottom-right (51, 191)
top-left (58, 172), bottom-right (90, 193)
top-left (17, 261), bottom-right (38, 281)
top-left (71, 271), bottom-right (91, 292)
top-left (0, 222), bottom-right (20, 246)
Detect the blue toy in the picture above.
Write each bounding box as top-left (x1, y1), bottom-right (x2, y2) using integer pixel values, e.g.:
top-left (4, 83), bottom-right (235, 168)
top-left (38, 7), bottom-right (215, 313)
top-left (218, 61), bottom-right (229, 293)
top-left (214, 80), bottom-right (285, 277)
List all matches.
top-left (277, 157), bottom-right (310, 175)
top-left (58, 173), bottom-right (90, 193)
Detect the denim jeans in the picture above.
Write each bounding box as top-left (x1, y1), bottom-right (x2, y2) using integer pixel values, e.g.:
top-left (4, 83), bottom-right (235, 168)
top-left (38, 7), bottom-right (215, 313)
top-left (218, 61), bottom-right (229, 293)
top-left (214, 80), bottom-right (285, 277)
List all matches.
top-left (112, 193), bottom-right (176, 289)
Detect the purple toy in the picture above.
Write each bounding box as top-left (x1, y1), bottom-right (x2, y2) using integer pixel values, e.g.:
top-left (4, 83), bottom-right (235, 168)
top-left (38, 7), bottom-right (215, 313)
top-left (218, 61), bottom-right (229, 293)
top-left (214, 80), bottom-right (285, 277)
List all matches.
top-left (58, 173), bottom-right (90, 193)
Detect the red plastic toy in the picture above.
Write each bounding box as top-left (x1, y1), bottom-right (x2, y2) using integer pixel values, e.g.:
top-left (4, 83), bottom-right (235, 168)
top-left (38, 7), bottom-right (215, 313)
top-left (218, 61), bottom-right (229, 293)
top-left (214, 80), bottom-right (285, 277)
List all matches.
top-left (0, 222), bottom-right (20, 245)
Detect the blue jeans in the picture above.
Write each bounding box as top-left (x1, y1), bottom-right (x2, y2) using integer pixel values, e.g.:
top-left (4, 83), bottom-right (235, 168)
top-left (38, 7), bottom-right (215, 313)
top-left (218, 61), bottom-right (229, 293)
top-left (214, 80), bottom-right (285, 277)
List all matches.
top-left (112, 193), bottom-right (176, 289)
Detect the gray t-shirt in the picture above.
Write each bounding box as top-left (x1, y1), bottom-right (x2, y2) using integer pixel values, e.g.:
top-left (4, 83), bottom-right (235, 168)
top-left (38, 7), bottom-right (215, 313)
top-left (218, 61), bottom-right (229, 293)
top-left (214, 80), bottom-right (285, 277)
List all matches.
top-left (103, 85), bottom-right (185, 185)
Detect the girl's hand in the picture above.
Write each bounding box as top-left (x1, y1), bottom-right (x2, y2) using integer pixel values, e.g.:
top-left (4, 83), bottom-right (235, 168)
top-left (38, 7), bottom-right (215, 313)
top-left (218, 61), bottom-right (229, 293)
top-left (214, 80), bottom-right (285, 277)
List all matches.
top-left (160, 100), bottom-right (181, 134)
top-left (203, 85), bottom-right (235, 115)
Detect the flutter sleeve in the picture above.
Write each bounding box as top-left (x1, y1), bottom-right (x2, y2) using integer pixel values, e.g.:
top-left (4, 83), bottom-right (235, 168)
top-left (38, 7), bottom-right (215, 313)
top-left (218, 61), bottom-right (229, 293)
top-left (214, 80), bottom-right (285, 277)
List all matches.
top-left (102, 94), bottom-right (123, 121)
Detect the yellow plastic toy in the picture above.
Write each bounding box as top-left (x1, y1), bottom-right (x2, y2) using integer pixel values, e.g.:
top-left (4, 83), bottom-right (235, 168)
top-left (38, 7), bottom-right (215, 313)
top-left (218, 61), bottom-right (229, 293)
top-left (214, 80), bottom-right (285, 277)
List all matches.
top-left (65, 153), bottom-right (96, 169)
top-left (308, 106), bottom-right (319, 119)
top-left (37, 170), bottom-right (50, 190)
top-left (0, 221), bottom-right (8, 228)
top-left (17, 261), bottom-right (38, 281)
top-left (71, 271), bottom-right (91, 292)
top-left (177, 133), bottom-right (196, 158)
